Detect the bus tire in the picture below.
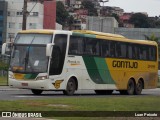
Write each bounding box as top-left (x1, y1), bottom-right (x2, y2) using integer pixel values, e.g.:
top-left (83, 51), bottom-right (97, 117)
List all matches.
top-left (127, 79), bottom-right (135, 95)
top-left (63, 78), bottom-right (76, 96)
top-left (31, 89), bottom-right (43, 95)
top-left (134, 80), bottom-right (143, 95)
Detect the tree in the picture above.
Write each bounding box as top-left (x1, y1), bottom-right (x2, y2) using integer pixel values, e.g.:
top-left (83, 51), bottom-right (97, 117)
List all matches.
top-left (81, 1), bottom-right (98, 16)
top-left (129, 13), bottom-right (150, 28)
top-left (155, 20), bottom-right (160, 28)
top-left (111, 13), bottom-right (119, 22)
top-left (67, 15), bottom-right (74, 30)
top-left (56, 1), bottom-right (69, 27)
top-left (0, 60), bottom-right (9, 71)
top-left (144, 33), bottom-right (159, 42)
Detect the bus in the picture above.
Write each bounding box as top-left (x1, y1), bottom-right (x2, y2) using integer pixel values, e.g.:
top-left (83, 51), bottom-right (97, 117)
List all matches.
top-left (2, 29), bottom-right (158, 95)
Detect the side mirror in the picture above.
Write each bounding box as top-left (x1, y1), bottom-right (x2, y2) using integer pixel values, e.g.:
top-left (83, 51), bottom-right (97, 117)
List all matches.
top-left (2, 42), bottom-right (12, 56)
top-left (46, 43), bottom-right (54, 57)
top-left (2, 43), bottom-right (7, 55)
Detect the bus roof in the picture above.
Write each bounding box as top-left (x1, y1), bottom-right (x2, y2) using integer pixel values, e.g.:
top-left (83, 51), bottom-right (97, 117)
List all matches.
top-left (18, 29), bottom-right (72, 35)
top-left (18, 29), bottom-right (157, 46)
top-left (72, 30), bottom-right (157, 46)
top-left (72, 30), bottom-right (125, 38)
top-left (18, 29), bottom-right (55, 34)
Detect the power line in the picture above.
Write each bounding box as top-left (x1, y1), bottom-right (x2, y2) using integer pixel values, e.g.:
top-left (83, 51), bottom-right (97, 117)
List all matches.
top-left (28, 2), bottom-right (38, 15)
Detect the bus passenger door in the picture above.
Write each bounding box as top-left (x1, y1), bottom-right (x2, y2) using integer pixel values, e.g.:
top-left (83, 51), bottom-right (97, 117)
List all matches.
top-left (49, 34), bottom-right (67, 80)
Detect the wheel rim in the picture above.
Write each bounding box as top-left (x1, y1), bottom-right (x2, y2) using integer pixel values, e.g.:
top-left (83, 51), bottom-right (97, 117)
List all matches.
top-left (68, 82), bottom-right (74, 92)
top-left (65, 79), bottom-right (76, 95)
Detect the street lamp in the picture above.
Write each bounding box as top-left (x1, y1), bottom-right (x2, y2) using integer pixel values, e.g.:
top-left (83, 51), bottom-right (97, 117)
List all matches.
top-left (99, 0), bottom-right (109, 7)
top-left (99, 0), bottom-right (109, 16)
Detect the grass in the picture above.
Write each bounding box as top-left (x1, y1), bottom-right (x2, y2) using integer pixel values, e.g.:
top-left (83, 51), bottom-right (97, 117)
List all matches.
top-left (0, 96), bottom-right (160, 119)
top-left (0, 96), bottom-right (160, 111)
top-left (0, 76), bottom-right (7, 85)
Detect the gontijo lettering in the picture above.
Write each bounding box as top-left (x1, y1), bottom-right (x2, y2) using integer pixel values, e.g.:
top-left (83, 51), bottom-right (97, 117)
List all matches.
top-left (112, 60), bottom-right (138, 68)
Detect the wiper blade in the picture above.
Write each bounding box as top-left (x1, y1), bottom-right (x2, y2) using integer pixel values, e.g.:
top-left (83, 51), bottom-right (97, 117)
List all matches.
top-left (24, 36), bottom-right (35, 70)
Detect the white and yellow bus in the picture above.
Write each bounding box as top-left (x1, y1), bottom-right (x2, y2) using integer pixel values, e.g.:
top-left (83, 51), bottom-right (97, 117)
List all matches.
top-left (2, 29), bottom-right (158, 95)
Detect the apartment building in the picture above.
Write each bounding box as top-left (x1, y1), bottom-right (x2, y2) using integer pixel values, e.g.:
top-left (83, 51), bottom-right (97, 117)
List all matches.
top-left (6, 0), bottom-right (44, 42)
top-left (1, 0), bottom-right (56, 44)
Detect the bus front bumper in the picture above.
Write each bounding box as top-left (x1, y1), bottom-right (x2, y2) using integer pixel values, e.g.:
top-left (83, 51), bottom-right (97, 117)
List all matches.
top-left (9, 79), bottom-right (57, 90)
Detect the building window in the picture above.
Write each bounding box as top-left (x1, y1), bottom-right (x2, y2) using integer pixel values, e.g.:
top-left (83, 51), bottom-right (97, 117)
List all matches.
top-left (29, 23), bottom-right (36, 29)
top-left (30, 12), bottom-right (38, 16)
top-left (17, 12), bottom-right (23, 16)
top-left (8, 11), bottom-right (15, 16)
top-left (8, 33), bottom-right (15, 39)
top-left (8, 22), bottom-right (15, 28)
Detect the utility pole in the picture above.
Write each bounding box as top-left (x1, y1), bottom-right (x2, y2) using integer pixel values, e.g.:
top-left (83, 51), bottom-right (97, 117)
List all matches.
top-left (22, 0), bottom-right (28, 30)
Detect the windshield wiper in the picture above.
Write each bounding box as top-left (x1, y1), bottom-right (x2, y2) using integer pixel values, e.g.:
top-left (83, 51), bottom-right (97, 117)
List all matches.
top-left (24, 36), bottom-right (35, 71)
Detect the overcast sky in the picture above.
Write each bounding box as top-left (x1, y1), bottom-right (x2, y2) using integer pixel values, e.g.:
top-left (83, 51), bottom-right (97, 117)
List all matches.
top-left (101, 0), bottom-right (160, 17)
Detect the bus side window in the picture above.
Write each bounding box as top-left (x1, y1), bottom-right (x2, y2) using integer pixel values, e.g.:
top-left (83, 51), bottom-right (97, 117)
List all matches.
top-left (128, 45), bottom-right (132, 59)
top-left (132, 45), bottom-right (138, 59)
top-left (115, 42), bottom-right (122, 57)
top-left (101, 40), bottom-right (109, 57)
top-left (110, 42), bottom-right (115, 57)
top-left (84, 38), bottom-right (100, 56)
top-left (149, 46), bottom-right (156, 61)
top-left (139, 46), bottom-right (147, 60)
top-left (120, 42), bottom-right (127, 58)
top-left (69, 36), bottom-right (84, 55)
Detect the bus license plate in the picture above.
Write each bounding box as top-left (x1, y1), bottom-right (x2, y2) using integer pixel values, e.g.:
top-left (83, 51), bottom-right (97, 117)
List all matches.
top-left (22, 83), bottom-right (28, 86)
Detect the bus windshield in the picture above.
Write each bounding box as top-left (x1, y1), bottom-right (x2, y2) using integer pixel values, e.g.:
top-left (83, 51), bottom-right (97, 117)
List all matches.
top-left (9, 33), bottom-right (52, 73)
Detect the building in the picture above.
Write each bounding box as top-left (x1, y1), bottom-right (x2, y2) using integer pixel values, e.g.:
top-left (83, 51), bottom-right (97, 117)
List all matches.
top-left (119, 13), bottom-right (134, 28)
top-left (101, 6), bottom-right (124, 16)
top-left (2, 0), bottom-right (57, 43)
top-left (43, 0), bottom-right (56, 29)
top-left (6, 0), bottom-right (44, 42)
top-left (86, 16), bottom-right (118, 33)
top-left (0, 0), bottom-right (7, 47)
top-left (74, 9), bottom-right (88, 23)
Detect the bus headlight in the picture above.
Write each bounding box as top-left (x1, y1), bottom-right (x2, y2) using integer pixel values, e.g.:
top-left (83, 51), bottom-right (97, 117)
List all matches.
top-left (36, 75), bottom-right (48, 80)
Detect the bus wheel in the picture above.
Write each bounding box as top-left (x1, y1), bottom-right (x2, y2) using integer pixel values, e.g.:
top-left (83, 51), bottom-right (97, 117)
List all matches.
top-left (134, 80), bottom-right (143, 95)
top-left (63, 78), bottom-right (76, 96)
top-left (127, 79), bottom-right (135, 95)
top-left (31, 89), bottom-right (43, 95)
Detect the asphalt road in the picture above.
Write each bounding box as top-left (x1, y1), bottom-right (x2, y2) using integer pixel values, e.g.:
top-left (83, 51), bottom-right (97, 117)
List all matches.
top-left (0, 87), bottom-right (160, 100)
